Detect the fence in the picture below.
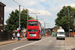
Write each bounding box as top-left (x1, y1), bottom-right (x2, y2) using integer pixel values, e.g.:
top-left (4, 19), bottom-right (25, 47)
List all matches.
top-left (70, 32), bottom-right (75, 37)
top-left (65, 32), bottom-right (69, 37)
top-left (0, 32), bottom-right (12, 41)
top-left (65, 32), bottom-right (75, 37)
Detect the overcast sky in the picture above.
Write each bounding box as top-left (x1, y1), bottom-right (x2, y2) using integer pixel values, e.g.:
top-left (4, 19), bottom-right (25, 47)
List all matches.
top-left (1, 0), bottom-right (75, 28)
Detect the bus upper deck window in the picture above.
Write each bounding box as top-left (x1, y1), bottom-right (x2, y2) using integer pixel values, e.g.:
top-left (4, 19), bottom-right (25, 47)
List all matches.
top-left (28, 21), bottom-right (37, 26)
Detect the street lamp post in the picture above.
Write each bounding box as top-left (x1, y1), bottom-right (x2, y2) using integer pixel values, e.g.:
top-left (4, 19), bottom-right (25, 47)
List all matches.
top-left (68, 8), bottom-right (70, 37)
top-left (36, 15), bottom-right (38, 20)
top-left (44, 22), bottom-right (46, 34)
top-left (36, 13), bottom-right (40, 20)
top-left (19, 5), bottom-right (21, 29)
top-left (27, 10), bottom-right (29, 21)
top-left (13, 0), bottom-right (40, 30)
top-left (13, 0), bottom-right (21, 30)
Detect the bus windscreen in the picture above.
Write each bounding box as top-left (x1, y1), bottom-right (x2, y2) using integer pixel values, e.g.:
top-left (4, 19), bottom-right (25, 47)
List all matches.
top-left (28, 29), bottom-right (37, 32)
top-left (28, 21), bottom-right (37, 26)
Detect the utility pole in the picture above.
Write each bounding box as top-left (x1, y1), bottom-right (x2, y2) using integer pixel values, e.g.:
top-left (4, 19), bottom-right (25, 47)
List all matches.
top-left (68, 8), bottom-right (70, 37)
top-left (19, 5), bottom-right (21, 29)
top-left (27, 10), bottom-right (29, 21)
top-left (13, 0), bottom-right (21, 30)
top-left (44, 22), bottom-right (46, 34)
top-left (36, 15), bottom-right (38, 20)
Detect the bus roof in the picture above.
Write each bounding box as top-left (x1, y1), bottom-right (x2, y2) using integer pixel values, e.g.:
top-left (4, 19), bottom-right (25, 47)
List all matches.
top-left (28, 20), bottom-right (38, 21)
top-left (57, 29), bottom-right (65, 32)
top-left (27, 20), bottom-right (41, 24)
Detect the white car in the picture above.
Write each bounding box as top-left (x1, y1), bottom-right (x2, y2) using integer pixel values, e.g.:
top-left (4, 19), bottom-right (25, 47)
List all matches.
top-left (56, 29), bottom-right (65, 40)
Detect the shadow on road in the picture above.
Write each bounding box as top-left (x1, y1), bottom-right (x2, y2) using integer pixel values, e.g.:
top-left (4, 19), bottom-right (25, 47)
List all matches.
top-left (27, 39), bottom-right (40, 41)
top-left (57, 38), bottom-right (65, 40)
top-left (71, 48), bottom-right (75, 50)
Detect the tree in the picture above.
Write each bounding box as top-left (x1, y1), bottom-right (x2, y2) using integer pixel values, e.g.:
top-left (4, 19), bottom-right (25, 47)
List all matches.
top-left (5, 9), bottom-right (34, 32)
top-left (55, 6), bottom-right (75, 32)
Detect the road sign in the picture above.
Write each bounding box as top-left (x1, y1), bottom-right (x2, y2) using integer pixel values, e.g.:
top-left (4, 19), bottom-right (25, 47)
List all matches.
top-left (69, 29), bottom-right (72, 31)
top-left (42, 31), bottom-right (44, 33)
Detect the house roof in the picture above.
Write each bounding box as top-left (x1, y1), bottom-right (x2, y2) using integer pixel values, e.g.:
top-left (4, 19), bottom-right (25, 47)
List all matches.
top-left (0, 1), bottom-right (6, 7)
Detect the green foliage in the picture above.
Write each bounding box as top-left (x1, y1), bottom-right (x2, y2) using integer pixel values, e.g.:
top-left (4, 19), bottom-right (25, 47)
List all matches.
top-left (55, 6), bottom-right (75, 32)
top-left (5, 9), bottom-right (34, 32)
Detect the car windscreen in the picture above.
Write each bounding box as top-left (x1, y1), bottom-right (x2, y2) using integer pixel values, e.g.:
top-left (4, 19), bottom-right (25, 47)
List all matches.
top-left (28, 21), bottom-right (37, 26)
top-left (57, 32), bottom-right (65, 34)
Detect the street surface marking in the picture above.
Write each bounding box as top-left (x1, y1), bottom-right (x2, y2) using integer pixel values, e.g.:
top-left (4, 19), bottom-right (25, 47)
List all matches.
top-left (13, 37), bottom-right (50, 50)
top-left (55, 46), bottom-right (65, 47)
top-left (0, 38), bottom-right (27, 47)
top-left (65, 46), bottom-right (75, 49)
top-left (55, 46), bottom-right (75, 49)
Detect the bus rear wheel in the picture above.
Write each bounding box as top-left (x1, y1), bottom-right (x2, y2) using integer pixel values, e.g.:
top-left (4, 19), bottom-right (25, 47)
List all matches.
top-left (28, 39), bottom-right (30, 41)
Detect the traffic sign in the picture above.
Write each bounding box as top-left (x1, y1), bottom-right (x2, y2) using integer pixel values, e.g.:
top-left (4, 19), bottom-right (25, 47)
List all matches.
top-left (42, 31), bottom-right (44, 33)
top-left (69, 29), bottom-right (72, 31)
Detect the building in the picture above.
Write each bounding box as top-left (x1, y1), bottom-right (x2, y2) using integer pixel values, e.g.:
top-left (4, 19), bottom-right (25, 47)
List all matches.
top-left (0, 2), bottom-right (6, 32)
top-left (53, 26), bottom-right (60, 33)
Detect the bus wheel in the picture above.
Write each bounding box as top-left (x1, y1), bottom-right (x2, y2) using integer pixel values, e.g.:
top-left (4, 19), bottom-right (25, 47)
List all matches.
top-left (28, 39), bottom-right (30, 41)
top-left (56, 38), bottom-right (58, 40)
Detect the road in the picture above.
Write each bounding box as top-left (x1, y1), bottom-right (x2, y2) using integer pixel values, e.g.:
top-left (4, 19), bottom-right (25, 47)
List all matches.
top-left (0, 37), bottom-right (66, 50)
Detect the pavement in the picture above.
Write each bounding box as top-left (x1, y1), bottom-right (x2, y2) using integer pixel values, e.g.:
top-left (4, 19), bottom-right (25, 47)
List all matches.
top-left (0, 37), bottom-right (26, 46)
top-left (64, 37), bottom-right (75, 50)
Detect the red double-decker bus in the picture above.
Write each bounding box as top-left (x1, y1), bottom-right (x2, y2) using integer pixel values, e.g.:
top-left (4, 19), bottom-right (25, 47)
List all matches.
top-left (27, 20), bottom-right (42, 40)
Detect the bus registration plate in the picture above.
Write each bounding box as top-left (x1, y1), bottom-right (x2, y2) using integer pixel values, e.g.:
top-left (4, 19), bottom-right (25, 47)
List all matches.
top-left (29, 34), bottom-right (36, 37)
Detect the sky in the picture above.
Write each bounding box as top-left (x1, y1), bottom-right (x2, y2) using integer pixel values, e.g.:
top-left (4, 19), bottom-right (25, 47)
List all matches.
top-left (1, 0), bottom-right (75, 28)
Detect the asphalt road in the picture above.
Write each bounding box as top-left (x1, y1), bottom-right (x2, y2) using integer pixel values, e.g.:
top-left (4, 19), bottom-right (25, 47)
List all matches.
top-left (0, 37), bottom-right (65, 50)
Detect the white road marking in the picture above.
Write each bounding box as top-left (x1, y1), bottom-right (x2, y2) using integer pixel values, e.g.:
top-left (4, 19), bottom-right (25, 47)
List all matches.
top-left (65, 46), bottom-right (74, 49)
top-left (55, 46), bottom-right (65, 47)
top-left (13, 37), bottom-right (50, 50)
top-left (55, 46), bottom-right (75, 49)
top-left (0, 38), bottom-right (27, 47)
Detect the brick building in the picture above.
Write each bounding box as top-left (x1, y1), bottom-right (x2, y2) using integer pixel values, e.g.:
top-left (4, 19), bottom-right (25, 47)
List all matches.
top-left (0, 2), bottom-right (6, 32)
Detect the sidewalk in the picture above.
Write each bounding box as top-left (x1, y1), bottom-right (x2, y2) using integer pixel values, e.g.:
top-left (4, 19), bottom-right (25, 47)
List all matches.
top-left (65, 37), bottom-right (75, 50)
top-left (0, 38), bottom-right (26, 46)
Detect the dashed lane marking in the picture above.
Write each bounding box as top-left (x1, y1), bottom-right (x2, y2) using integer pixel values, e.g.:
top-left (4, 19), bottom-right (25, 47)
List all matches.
top-left (13, 37), bottom-right (51, 50)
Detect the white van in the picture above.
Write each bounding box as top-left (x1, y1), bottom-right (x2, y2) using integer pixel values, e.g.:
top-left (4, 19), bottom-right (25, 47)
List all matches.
top-left (56, 29), bottom-right (65, 40)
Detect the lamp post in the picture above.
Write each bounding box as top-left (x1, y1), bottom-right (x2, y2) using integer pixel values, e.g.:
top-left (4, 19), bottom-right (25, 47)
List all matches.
top-left (44, 22), bottom-right (46, 34)
top-left (67, 8), bottom-right (70, 37)
top-left (36, 13), bottom-right (40, 20)
top-left (19, 5), bottom-right (21, 29)
top-left (27, 10), bottom-right (29, 21)
top-left (39, 18), bottom-right (45, 34)
top-left (36, 15), bottom-right (38, 20)
top-left (13, 0), bottom-right (21, 30)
